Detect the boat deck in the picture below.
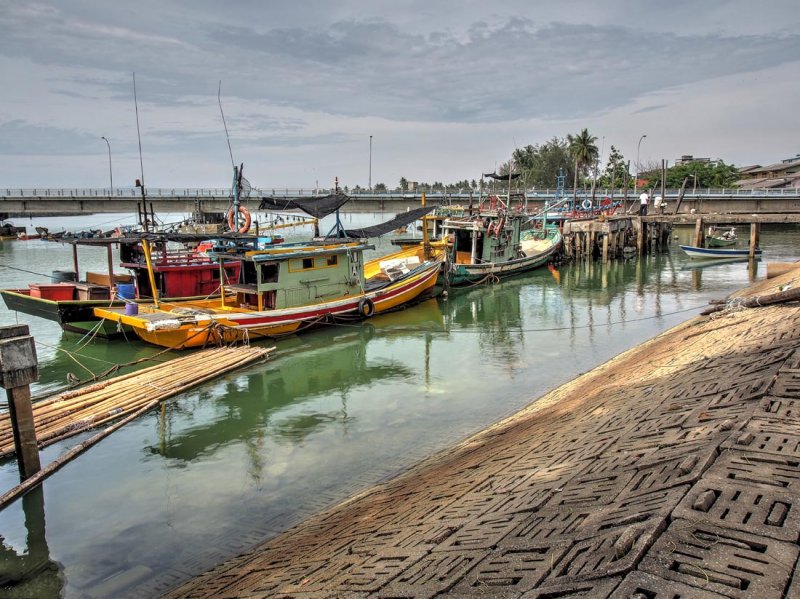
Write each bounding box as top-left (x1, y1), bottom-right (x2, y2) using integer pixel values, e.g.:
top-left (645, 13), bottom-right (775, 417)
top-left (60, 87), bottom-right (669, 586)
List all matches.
top-left (165, 268), bottom-right (800, 597)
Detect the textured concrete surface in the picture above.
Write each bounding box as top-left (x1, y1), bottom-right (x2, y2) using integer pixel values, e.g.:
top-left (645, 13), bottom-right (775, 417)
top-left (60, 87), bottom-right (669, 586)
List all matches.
top-left (166, 267), bottom-right (800, 598)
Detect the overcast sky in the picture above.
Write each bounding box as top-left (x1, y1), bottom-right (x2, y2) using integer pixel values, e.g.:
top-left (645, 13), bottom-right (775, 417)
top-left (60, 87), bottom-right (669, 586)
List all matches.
top-left (1, 0), bottom-right (798, 190)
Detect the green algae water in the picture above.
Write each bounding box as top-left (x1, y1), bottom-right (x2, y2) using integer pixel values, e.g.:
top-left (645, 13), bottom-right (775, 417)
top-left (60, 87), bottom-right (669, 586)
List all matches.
top-left (1, 214), bottom-right (798, 597)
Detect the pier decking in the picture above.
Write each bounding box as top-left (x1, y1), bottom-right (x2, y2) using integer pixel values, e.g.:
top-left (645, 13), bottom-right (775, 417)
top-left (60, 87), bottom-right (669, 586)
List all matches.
top-left (167, 268), bottom-right (800, 598)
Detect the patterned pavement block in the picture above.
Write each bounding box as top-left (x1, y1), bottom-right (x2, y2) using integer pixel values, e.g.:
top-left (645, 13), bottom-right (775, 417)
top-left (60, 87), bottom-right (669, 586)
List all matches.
top-left (439, 543), bottom-right (570, 598)
top-left (639, 520), bottom-right (799, 598)
top-left (722, 418), bottom-right (800, 459)
top-left (546, 520), bottom-right (666, 583)
top-left (519, 577), bottom-right (621, 598)
top-left (375, 549), bottom-right (489, 599)
top-left (756, 395), bottom-right (800, 421)
top-left (703, 448), bottom-right (800, 493)
top-left (584, 485), bottom-right (690, 534)
top-left (673, 480), bottom-right (800, 542)
top-left (499, 506), bottom-right (595, 549)
top-left (609, 570), bottom-right (728, 598)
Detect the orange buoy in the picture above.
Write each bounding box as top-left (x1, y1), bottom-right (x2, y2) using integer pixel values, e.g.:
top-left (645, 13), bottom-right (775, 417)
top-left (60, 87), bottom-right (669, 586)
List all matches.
top-left (227, 206), bottom-right (251, 233)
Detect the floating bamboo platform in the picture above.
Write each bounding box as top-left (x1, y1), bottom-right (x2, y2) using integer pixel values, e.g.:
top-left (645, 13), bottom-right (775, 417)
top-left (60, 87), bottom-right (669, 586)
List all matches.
top-left (0, 345), bottom-right (273, 459)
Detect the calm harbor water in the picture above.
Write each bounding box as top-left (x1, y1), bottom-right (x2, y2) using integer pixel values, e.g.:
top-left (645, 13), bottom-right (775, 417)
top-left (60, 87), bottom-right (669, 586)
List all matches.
top-left (0, 213), bottom-right (798, 597)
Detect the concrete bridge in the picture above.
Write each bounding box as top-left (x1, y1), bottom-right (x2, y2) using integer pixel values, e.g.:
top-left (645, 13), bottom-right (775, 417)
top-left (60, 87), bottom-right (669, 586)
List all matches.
top-left (2, 186), bottom-right (800, 215)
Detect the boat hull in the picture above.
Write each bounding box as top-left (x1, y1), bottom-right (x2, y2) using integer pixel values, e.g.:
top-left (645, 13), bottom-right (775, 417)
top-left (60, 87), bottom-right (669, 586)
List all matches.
top-left (0, 289), bottom-right (232, 339)
top-left (448, 229), bottom-right (561, 286)
top-left (706, 237), bottom-right (737, 248)
top-left (94, 261), bottom-right (442, 349)
top-left (679, 245), bottom-right (761, 259)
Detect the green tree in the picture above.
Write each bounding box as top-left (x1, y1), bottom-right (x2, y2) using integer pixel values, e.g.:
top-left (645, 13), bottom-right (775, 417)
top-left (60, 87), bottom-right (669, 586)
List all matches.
top-left (399, 177), bottom-right (408, 192)
top-left (567, 129), bottom-right (598, 200)
top-left (599, 145), bottom-right (630, 188)
top-left (374, 183), bottom-right (387, 192)
top-left (510, 138), bottom-right (574, 188)
top-left (665, 161), bottom-right (739, 188)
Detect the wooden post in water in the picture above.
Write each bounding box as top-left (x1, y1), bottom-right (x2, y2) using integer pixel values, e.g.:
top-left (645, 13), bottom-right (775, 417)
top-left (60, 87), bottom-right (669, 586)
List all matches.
top-left (750, 222), bottom-right (760, 258)
top-left (0, 325), bottom-right (41, 479)
top-left (71, 244), bottom-right (79, 279)
top-left (693, 217), bottom-right (704, 248)
top-left (636, 218), bottom-right (644, 256)
top-left (602, 233), bottom-right (609, 263)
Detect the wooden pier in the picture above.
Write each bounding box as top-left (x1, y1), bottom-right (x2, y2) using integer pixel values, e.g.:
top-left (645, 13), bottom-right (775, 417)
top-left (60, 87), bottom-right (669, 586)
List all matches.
top-left (561, 216), bottom-right (672, 262)
top-left (165, 266), bottom-right (800, 598)
top-left (560, 211), bottom-right (800, 262)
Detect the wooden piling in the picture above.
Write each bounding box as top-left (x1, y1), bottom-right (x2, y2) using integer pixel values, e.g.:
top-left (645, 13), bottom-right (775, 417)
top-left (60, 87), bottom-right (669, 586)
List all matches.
top-left (602, 233), bottom-right (609, 263)
top-left (750, 222), bottom-right (760, 258)
top-left (636, 218), bottom-right (644, 256)
top-left (0, 325), bottom-right (41, 479)
top-left (693, 217), bottom-right (704, 248)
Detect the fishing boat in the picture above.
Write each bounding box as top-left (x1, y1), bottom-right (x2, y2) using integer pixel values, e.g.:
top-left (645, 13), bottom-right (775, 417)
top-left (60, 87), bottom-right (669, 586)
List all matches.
top-left (93, 239), bottom-right (442, 349)
top-left (442, 206), bottom-right (562, 286)
top-left (0, 236), bottom-right (243, 338)
top-left (0, 221), bottom-right (25, 241)
top-left (705, 226), bottom-right (737, 248)
top-left (679, 244), bottom-right (761, 259)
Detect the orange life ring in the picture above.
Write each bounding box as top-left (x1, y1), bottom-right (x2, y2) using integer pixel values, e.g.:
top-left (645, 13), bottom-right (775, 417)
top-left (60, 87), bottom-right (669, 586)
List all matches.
top-left (227, 205), bottom-right (251, 233)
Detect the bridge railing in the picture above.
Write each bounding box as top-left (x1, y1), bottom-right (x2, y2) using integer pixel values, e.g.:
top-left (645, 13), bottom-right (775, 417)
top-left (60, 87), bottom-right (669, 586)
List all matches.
top-left (2, 187), bottom-right (799, 199)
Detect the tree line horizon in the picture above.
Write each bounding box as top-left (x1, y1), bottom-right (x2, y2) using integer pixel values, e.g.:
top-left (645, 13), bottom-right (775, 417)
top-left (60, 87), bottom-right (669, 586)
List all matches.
top-left (352, 129), bottom-right (740, 194)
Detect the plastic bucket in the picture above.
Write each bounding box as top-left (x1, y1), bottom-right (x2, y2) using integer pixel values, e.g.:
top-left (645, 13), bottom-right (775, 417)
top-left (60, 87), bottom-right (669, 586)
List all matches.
top-left (50, 270), bottom-right (77, 283)
top-left (116, 283), bottom-right (136, 300)
top-left (124, 302), bottom-right (139, 316)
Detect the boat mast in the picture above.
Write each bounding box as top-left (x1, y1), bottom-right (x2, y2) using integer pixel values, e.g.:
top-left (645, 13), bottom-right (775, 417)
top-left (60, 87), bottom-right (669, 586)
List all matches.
top-left (133, 72), bottom-right (148, 232)
top-left (141, 239), bottom-right (160, 308)
top-left (232, 164), bottom-right (242, 232)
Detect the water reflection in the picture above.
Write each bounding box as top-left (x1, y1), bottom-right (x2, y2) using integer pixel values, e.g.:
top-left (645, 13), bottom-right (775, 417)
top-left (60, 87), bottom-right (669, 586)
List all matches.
top-left (149, 327), bottom-right (414, 464)
top-left (0, 489), bottom-right (63, 597)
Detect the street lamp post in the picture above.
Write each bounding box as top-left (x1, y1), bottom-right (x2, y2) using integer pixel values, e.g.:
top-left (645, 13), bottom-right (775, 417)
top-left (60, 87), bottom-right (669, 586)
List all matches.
top-left (100, 136), bottom-right (113, 194)
top-left (368, 135), bottom-right (373, 191)
top-left (633, 134), bottom-right (646, 200)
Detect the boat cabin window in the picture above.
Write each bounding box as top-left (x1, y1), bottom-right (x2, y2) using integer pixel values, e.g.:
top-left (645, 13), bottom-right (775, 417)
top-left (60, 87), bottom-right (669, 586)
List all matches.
top-left (259, 262), bottom-right (279, 283)
top-left (212, 267), bottom-right (237, 281)
top-left (289, 255), bottom-right (340, 272)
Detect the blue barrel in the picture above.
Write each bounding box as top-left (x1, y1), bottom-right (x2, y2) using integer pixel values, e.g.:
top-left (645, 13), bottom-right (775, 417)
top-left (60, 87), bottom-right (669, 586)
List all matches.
top-left (50, 270), bottom-right (77, 283)
top-left (116, 283), bottom-right (136, 300)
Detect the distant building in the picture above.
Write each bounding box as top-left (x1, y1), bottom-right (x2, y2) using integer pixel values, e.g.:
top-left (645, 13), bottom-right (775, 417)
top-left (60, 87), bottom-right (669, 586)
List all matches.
top-left (737, 154), bottom-right (800, 190)
top-left (675, 155), bottom-right (711, 165)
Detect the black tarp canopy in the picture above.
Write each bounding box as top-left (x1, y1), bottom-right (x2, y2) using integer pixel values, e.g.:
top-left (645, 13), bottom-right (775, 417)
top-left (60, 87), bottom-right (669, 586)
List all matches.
top-left (483, 172), bottom-right (521, 180)
top-left (258, 193), bottom-right (350, 219)
top-left (341, 206), bottom-right (435, 239)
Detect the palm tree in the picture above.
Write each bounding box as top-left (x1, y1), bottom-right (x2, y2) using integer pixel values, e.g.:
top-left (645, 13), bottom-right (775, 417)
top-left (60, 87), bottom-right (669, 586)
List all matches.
top-left (567, 129), bottom-right (599, 204)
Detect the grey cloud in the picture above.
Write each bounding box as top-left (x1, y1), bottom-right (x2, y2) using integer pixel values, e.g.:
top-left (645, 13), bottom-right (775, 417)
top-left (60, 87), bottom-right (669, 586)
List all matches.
top-left (0, 120), bottom-right (104, 155)
top-left (2, 3), bottom-right (799, 125)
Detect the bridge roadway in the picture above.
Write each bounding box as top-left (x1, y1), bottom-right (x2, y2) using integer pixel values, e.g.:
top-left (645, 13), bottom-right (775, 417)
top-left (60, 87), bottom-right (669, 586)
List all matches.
top-left (162, 267), bottom-right (800, 598)
top-left (1, 187), bottom-right (799, 215)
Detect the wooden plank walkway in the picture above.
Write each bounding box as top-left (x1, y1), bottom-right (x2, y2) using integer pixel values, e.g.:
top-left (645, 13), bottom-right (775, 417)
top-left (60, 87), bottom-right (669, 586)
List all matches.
top-left (165, 269), bottom-right (800, 598)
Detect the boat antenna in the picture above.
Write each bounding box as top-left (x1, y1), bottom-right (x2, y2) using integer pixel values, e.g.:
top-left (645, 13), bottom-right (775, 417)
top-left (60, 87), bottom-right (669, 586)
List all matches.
top-left (218, 80), bottom-right (235, 169)
top-left (133, 72), bottom-right (148, 231)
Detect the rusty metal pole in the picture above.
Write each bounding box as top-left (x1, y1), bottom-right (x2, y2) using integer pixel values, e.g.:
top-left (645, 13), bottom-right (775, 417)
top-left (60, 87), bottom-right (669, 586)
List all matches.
top-left (0, 325), bottom-right (41, 479)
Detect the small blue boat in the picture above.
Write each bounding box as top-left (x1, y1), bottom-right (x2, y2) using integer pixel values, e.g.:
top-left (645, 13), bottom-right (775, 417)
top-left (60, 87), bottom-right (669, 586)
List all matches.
top-left (680, 244), bottom-right (762, 259)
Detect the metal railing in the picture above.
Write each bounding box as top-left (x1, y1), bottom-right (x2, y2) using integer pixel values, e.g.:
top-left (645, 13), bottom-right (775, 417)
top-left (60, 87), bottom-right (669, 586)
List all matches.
top-left (2, 187), bottom-right (799, 199)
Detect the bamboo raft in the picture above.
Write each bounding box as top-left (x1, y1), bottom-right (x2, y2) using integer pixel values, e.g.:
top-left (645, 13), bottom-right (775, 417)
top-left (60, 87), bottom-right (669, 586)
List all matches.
top-left (0, 345), bottom-right (273, 459)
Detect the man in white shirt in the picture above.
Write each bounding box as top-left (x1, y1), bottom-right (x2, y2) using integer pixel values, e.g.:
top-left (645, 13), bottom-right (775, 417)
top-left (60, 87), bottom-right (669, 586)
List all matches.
top-left (639, 192), bottom-right (649, 216)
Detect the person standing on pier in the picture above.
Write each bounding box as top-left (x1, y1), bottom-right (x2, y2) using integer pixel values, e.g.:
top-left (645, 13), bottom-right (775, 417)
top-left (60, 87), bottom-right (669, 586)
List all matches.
top-left (639, 192), bottom-right (649, 216)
